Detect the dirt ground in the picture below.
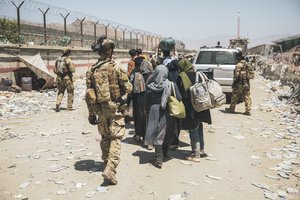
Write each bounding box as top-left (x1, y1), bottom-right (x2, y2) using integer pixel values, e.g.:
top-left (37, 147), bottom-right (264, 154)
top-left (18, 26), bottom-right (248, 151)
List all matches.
top-left (0, 75), bottom-right (299, 200)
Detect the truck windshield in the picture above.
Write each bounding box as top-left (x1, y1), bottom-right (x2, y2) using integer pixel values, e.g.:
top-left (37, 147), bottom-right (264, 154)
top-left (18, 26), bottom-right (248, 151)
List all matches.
top-left (215, 51), bottom-right (236, 64)
top-left (195, 51), bottom-right (236, 65)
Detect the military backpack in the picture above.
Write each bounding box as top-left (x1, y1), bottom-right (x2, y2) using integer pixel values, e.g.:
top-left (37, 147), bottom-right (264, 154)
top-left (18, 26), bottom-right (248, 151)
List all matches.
top-left (55, 57), bottom-right (68, 75)
top-left (86, 60), bottom-right (113, 105)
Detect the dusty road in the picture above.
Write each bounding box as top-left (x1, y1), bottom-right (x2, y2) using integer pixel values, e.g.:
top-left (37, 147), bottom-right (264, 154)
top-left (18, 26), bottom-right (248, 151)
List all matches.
top-left (0, 75), bottom-right (299, 200)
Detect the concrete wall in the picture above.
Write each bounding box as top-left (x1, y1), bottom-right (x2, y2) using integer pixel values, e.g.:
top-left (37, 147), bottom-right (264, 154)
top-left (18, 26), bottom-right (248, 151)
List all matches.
top-left (0, 44), bottom-right (154, 84)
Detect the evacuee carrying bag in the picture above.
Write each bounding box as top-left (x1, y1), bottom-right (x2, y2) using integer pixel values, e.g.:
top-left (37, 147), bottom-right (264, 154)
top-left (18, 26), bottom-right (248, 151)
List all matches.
top-left (168, 82), bottom-right (186, 119)
top-left (206, 78), bottom-right (226, 108)
top-left (190, 72), bottom-right (212, 112)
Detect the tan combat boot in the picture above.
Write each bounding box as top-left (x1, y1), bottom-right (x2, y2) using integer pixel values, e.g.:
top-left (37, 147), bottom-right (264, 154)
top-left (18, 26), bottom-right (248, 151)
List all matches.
top-left (102, 165), bottom-right (117, 185)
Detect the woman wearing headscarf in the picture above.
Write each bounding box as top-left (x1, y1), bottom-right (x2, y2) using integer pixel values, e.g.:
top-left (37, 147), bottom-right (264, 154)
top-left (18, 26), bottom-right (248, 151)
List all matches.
top-left (177, 59), bottom-right (212, 162)
top-left (130, 59), bottom-right (154, 143)
top-left (164, 59), bottom-right (181, 153)
top-left (144, 65), bottom-right (182, 168)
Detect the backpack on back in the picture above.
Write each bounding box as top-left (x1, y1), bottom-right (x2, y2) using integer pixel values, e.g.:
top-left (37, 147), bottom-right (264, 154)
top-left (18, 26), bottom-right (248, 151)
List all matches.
top-left (85, 60), bottom-right (112, 106)
top-left (55, 57), bottom-right (67, 75)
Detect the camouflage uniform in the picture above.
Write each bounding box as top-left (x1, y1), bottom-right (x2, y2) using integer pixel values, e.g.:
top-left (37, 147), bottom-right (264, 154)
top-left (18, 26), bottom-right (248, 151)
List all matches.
top-left (228, 60), bottom-right (254, 114)
top-left (86, 58), bottom-right (132, 175)
top-left (54, 55), bottom-right (75, 111)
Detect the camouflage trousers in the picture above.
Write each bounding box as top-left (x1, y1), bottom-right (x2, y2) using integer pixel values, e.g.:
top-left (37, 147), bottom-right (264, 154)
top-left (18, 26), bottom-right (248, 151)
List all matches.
top-left (96, 103), bottom-right (125, 170)
top-left (56, 77), bottom-right (74, 109)
top-left (229, 85), bottom-right (252, 112)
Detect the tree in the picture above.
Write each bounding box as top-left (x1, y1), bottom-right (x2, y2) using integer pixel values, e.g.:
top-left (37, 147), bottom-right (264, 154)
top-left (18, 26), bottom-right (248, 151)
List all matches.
top-left (0, 18), bottom-right (21, 44)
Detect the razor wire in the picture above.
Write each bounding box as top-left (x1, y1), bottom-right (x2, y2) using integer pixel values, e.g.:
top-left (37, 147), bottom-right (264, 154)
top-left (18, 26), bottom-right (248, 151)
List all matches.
top-left (0, 0), bottom-right (161, 37)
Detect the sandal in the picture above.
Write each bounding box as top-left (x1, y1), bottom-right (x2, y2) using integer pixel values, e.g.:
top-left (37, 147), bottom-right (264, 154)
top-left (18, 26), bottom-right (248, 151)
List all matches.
top-left (186, 156), bottom-right (200, 162)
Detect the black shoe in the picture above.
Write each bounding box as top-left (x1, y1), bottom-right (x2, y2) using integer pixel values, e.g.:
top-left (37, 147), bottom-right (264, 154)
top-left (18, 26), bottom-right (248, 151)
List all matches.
top-left (55, 104), bottom-right (60, 112)
top-left (150, 159), bottom-right (162, 169)
top-left (200, 153), bottom-right (208, 158)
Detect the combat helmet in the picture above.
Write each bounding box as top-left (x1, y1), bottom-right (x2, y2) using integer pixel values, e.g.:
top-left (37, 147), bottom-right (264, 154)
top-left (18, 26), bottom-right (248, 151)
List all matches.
top-left (62, 47), bottom-right (71, 55)
top-left (91, 35), bottom-right (115, 54)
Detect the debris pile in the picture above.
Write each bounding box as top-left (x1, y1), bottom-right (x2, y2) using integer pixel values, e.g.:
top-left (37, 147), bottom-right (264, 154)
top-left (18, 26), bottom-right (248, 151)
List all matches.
top-left (0, 79), bottom-right (86, 119)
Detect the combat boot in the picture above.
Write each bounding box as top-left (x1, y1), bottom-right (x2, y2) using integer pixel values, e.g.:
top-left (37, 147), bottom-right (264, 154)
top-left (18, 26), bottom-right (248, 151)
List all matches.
top-left (102, 165), bottom-right (117, 185)
top-left (55, 104), bottom-right (60, 112)
top-left (243, 111), bottom-right (251, 116)
top-left (152, 145), bottom-right (163, 169)
top-left (225, 107), bottom-right (235, 113)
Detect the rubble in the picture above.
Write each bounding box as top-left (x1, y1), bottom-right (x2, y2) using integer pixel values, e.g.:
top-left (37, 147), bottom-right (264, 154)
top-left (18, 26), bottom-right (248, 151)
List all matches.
top-left (0, 79), bottom-right (86, 119)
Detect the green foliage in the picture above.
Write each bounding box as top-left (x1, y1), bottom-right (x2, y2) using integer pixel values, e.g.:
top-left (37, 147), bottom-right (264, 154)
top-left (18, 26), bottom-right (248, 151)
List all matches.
top-left (0, 18), bottom-right (22, 44)
top-left (57, 36), bottom-right (71, 46)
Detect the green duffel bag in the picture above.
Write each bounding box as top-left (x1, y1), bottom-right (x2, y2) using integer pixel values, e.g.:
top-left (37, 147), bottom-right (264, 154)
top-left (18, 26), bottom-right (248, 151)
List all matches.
top-left (159, 37), bottom-right (176, 51)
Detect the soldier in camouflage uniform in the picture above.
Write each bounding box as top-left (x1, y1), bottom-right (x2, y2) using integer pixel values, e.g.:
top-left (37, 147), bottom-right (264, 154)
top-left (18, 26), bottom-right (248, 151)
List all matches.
top-left (225, 51), bottom-right (254, 115)
top-left (53, 48), bottom-right (75, 112)
top-left (86, 36), bottom-right (132, 185)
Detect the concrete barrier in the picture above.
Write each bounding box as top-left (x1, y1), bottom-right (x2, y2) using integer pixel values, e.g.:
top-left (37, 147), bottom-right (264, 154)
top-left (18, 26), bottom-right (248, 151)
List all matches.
top-left (0, 44), bottom-right (154, 83)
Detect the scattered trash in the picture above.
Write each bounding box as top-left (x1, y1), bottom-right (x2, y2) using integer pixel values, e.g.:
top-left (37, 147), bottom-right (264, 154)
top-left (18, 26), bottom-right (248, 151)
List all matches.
top-left (19, 181), bottom-right (31, 189)
top-left (82, 131), bottom-right (92, 135)
top-left (180, 181), bottom-right (198, 186)
top-left (264, 191), bottom-right (277, 200)
top-left (277, 190), bottom-right (287, 198)
top-left (179, 161), bottom-right (192, 166)
top-left (206, 174), bottom-right (222, 180)
top-left (278, 172), bottom-right (290, 179)
top-left (75, 182), bottom-right (87, 188)
top-left (50, 165), bottom-right (69, 172)
top-left (96, 185), bottom-right (107, 193)
top-left (264, 175), bottom-right (280, 180)
top-left (292, 169), bottom-right (300, 178)
top-left (47, 157), bottom-right (60, 161)
top-left (84, 191), bottom-right (96, 198)
top-left (8, 164), bottom-right (16, 168)
top-left (251, 182), bottom-right (269, 190)
top-left (32, 154), bottom-right (41, 159)
top-left (168, 191), bottom-right (188, 200)
top-left (286, 187), bottom-right (299, 194)
top-left (56, 190), bottom-right (67, 195)
top-left (15, 154), bottom-right (31, 158)
top-left (251, 155), bottom-right (261, 159)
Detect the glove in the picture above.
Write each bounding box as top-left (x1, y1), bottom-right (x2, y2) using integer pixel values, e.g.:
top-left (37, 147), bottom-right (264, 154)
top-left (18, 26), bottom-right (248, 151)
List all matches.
top-left (88, 114), bottom-right (99, 125)
top-left (117, 96), bottom-right (127, 111)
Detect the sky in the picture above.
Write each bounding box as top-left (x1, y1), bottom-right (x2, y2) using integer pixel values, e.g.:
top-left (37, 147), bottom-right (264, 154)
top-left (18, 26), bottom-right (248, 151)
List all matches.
top-left (1, 0), bottom-right (300, 49)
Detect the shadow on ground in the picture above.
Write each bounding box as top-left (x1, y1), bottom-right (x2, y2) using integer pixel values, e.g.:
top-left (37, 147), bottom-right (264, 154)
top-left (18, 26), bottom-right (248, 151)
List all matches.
top-left (74, 159), bottom-right (104, 172)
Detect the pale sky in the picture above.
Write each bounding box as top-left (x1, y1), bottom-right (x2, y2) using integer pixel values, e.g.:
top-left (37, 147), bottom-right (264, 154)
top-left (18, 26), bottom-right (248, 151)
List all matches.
top-left (1, 0), bottom-right (300, 49)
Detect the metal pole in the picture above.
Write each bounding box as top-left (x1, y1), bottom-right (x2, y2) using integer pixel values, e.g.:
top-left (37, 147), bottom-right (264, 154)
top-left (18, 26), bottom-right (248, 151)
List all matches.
top-left (77, 17), bottom-right (86, 47)
top-left (130, 30), bottom-right (134, 49)
top-left (141, 33), bottom-right (145, 50)
top-left (60, 13), bottom-right (70, 36)
top-left (11, 1), bottom-right (24, 40)
top-left (135, 32), bottom-right (140, 49)
top-left (113, 26), bottom-right (119, 48)
top-left (92, 20), bottom-right (99, 42)
top-left (39, 7), bottom-right (50, 45)
top-left (105, 23), bottom-right (110, 37)
top-left (121, 28), bottom-right (127, 49)
top-left (146, 35), bottom-right (149, 51)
